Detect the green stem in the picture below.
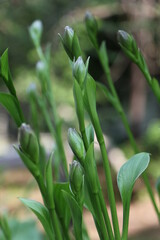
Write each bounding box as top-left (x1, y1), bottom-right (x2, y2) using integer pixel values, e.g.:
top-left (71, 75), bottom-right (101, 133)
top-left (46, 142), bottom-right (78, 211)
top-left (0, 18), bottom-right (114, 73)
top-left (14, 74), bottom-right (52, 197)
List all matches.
top-left (98, 187), bottom-right (114, 240)
top-left (122, 201), bottom-right (130, 240)
top-left (94, 193), bottom-right (109, 239)
top-left (36, 44), bottom-right (68, 179)
top-left (93, 115), bottom-right (120, 240)
top-left (49, 207), bottom-right (63, 240)
top-left (36, 174), bottom-right (63, 240)
top-left (79, 120), bottom-right (114, 239)
top-left (98, 45), bottom-right (160, 222)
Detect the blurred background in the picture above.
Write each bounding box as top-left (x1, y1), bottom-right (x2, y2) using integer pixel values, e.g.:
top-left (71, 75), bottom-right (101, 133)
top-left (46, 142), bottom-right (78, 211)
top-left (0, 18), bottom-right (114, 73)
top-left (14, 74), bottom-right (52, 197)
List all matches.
top-left (0, 0), bottom-right (160, 239)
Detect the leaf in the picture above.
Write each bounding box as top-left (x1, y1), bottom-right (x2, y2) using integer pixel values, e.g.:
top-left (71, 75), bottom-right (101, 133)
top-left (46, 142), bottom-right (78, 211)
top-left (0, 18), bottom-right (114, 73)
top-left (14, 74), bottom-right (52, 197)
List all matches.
top-left (0, 92), bottom-right (23, 127)
top-left (85, 124), bottom-right (94, 145)
top-left (0, 214), bottom-right (11, 240)
top-left (62, 190), bottom-right (82, 240)
top-left (19, 198), bottom-right (54, 240)
top-left (117, 152), bottom-right (150, 205)
top-left (117, 152), bottom-right (150, 239)
top-left (14, 146), bottom-right (39, 177)
top-left (0, 49), bottom-right (16, 96)
top-left (53, 183), bottom-right (71, 230)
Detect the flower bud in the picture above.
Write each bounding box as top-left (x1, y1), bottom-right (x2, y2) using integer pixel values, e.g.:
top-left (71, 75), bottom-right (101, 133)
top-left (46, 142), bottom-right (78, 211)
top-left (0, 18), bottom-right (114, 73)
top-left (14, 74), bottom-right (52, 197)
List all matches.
top-left (73, 57), bottom-right (86, 86)
top-left (59, 26), bottom-right (82, 60)
top-left (29, 20), bottom-right (43, 47)
top-left (85, 12), bottom-right (98, 49)
top-left (68, 128), bottom-right (85, 162)
top-left (18, 123), bottom-right (39, 164)
top-left (69, 160), bottom-right (84, 205)
top-left (117, 30), bottom-right (133, 52)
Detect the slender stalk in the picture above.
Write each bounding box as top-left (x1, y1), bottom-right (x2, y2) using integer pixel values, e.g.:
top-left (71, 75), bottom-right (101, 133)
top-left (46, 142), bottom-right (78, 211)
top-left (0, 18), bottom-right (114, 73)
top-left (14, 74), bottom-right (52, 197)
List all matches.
top-left (121, 201), bottom-right (130, 240)
top-left (93, 193), bottom-right (109, 239)
top-left (97, 46), bottom-right (160, 221)
top-left (36, 174), bottom-right (63, 240)
top-left (98, 187), bottom-right (114, 240)
top-left (36, 44), bottom-right (68, 179)
top-left (49, 207), bottom-right (63, 240)
top-left (93, 115), bottom-right (121, 240)
top-left (78, 116), bottom-right (114, 239)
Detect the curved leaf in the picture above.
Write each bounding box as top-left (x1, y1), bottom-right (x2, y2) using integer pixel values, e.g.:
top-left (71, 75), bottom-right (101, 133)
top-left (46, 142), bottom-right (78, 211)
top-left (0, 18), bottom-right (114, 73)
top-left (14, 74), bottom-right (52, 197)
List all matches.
top-left (62, 190), bottom-right (82, 240)
top-left (19, 198), bottom-right (54, 240)
top-left (0, 49), bottom-right (16, 96)
top-left (117, 152), bottom-right (150, 205)
top-left (0, 92), bottom-right (22, 127)
top-left (54, 183), bottom-right (71, 230)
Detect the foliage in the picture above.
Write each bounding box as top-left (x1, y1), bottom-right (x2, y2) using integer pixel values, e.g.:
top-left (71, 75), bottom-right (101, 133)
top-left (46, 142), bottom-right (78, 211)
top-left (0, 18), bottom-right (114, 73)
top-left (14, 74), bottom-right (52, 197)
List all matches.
top-left (0, 10), bottom-right (160, 240)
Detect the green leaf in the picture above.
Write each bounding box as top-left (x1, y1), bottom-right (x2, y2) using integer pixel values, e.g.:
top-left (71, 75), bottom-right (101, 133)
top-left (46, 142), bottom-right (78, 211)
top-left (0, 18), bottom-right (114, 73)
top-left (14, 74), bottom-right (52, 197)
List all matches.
top-left (117, 152), bottom-right (150, 239)
top-left (62, 190), bottom-right (82, 240)
top-left (155, 177), bottom-right (160, 197)
top-left (85, 124), bottom-right (94, 145)
top-left (0, 92), bottom-right (23, 127)
top-left (0, 214), bottom-right (11, 240)
top-left (14, 146), bottom-right (39, 177)
top-left (19, 198), bottom-right (54, 240)
top-left (54, 183), bottom-right (71, 230)
top-left (0, 218), bottom-right (43, 240)
top-left (0, 49), bottom-right (16, 96)
top-left (117, 152), bottom-right (150, 205)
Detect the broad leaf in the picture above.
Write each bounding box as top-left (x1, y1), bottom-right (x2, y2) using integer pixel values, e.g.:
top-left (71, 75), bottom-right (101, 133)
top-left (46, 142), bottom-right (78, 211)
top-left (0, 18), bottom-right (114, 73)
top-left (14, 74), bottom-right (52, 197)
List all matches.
top-left (19, 198), bottom-right (54, 240)
top-left (62, 190), bottom-right (82, 240)
top-left (117, 152), bottom-right (150, 239)
top-left (117, 152), bottom-right (150, 205)
top-left (0, 92), bottom-right (22, 127)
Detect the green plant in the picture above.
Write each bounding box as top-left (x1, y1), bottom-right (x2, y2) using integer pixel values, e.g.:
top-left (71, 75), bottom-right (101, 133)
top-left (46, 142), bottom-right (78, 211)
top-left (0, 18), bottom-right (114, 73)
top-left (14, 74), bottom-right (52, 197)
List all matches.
top-left (0, 13), bottom-right (159, 240)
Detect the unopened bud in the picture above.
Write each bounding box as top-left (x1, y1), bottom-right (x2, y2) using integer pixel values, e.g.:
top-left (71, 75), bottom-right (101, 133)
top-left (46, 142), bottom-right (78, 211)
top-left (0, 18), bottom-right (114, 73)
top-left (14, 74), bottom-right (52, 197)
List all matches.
top-left (18, 123), bottom-right (39, 164)
top-left (69, 160), bottom-right (84, 205)
top-left (68, 128), bottom-right (85, 162)
top-left (73, 57), bottom-right (86, 86)
top-left (59, 26), bottom-right (81, 60)
top-left (29, 20), bottom-right (43, 47)
top-left (85, 12), bottom-right (98, 49)
top-left (117, 30), bottom-right (133, 52)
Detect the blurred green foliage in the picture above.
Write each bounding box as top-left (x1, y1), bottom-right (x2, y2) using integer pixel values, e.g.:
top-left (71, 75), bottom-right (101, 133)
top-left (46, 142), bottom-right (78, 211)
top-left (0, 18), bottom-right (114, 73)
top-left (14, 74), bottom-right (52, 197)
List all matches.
top-left (0, 218), bottom-right (44, 240)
